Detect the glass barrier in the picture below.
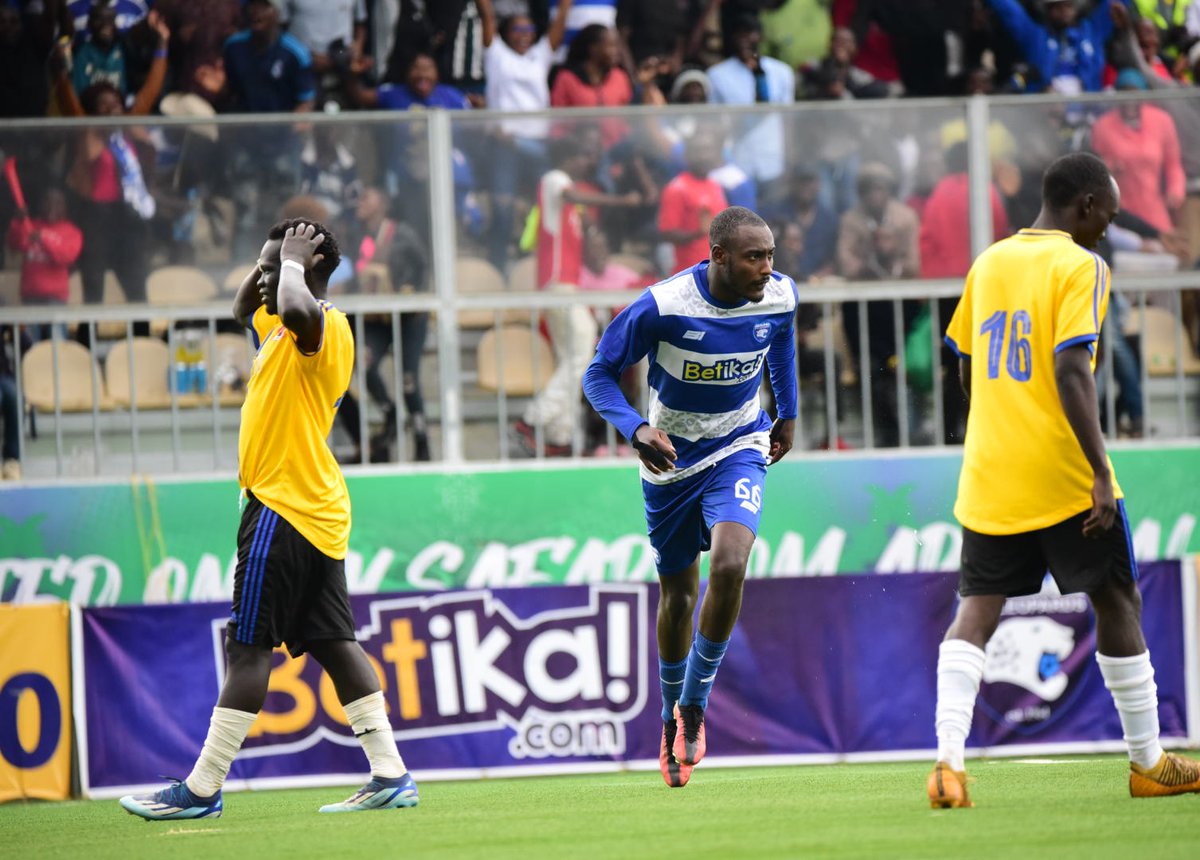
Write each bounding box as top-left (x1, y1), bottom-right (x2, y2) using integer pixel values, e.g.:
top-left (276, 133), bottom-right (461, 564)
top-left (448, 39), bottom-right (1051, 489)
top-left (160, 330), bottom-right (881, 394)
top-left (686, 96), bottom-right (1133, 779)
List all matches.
top-left (0, 92), bottom-right (1198, 480)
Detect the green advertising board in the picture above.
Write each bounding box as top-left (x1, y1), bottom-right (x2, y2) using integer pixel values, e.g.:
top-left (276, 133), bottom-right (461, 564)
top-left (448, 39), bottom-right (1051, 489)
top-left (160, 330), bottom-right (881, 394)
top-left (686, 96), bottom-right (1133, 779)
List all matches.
top-left (1, 447), bottom-right (1197, 606)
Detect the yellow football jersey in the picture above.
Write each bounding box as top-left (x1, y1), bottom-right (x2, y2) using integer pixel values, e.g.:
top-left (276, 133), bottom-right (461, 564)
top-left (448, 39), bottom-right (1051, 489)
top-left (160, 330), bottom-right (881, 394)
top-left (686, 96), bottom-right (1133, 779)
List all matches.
top-left (238, 302), bottom-right (354, 558)
top-left (945, 228), bottom-right (1122, 535)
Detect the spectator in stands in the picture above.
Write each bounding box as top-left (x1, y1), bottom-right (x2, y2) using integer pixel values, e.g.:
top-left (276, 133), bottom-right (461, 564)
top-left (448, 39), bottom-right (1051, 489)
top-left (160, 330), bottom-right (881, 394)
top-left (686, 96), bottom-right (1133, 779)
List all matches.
top-left (346, 50), bottom-right (472, 110)
top-left (983, 0), bottom-right (1131, 94)
top-left (550, 23), bottom-right (637, 149)
top-left (6, 188), bottom-right (84, 342)
top-left (759, 163), bottom-right (839, 280)
top-left (0, 325), bottom-right (29, 481)
top-left (549, 0), bottom-right (618, 56)
top-left (617, 0), bottom-right (693, 79)
top-left (847, 0), bottom-right (977, 96)
top-left (338, 186), bottom-right (432, 462)
top-left (152, 0), bottom-right (241, 102)
top-left (67, 0), bottom-right (147, 35)
top-left (1106, 9), bottom-right (1176, 86)
top-left (799, 26), bottom-right (893, 100)
top-left (0, 4), bottom-right (51, 118)
top-left (516, 135), bottom-right (646, 456)
top-left (71, 0), bottom-right (130, 96)
top-left (707, 17), bottom-right (795, 185)
top-left (837, 162), bottom-right (920, 447)
top-left (478, 0), bottom-right (572, 271)
top-left (298, 124), bottom-right (362, 227)
top-left (832, 0), bottom-right (902, 87)
top-left (759, 0), bottom-right (833, 70)
top-left (918, 141), bottom-right (1010, 443)
top-left (220, 0), bottom-right (316, 113)
top-left (52, 12), bottom-right (168, 330)
top-left (1090, 68), bottom-right (1185, 235)
top-left (658, 131), bottom-right (728, 273)
top-left (1130, 0), bottom-right (1198, 62)
top-left (279, 0), bottom-right (368, 76)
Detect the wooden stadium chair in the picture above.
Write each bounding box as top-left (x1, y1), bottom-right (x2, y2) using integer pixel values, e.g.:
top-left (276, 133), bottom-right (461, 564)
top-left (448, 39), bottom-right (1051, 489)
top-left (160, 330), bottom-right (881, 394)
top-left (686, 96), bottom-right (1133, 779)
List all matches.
top-left (476, 324), bottom-right (555, 397)
top-left (104, 337), bottom-right (173, 409)
top-left (147, 266), bottom-right (219, 336)
top-left (68, 271), bottom-right (127, 339)
top-left (21, 339), bottom-right (112, 412)
top-left (507, 255), bottom-right (538, 292)
top-left (1125, 306), bottom-right (1200, 377)
top-left (223, 263), bottom-right (257, 296)
top-left (454, 256), bottom-right (509, 329)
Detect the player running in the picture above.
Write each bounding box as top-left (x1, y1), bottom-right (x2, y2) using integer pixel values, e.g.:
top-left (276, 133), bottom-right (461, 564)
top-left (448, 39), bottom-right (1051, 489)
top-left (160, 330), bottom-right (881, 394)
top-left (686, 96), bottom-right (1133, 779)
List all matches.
top-left (583, 206), bottom-right (797, 787)
top-left (928, 152), bottom-right (1200, 808)
top-left (120, 221), bottom-right (418, 819)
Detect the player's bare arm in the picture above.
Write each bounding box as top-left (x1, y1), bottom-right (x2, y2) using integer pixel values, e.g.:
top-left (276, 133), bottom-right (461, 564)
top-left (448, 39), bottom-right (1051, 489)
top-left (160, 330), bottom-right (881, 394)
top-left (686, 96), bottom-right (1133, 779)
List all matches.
top-left (767, 418), bottom-right (794, 465)
top-left (632, 424), bottom-right (677, 475)
top-left (278, 223), bottom-right (326, 354)
top-left (958, 356), bottom-right (971, 402)
top-left (231, 265), bottom-right (262, 329)
top-left (1055, 345), bottom-right (1116, 537)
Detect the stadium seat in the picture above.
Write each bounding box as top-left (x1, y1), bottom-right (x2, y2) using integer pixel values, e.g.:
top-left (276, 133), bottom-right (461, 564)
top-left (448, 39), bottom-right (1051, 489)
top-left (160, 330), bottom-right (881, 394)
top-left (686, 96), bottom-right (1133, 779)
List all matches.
top-left (67, 271), bottom-right (126, 339)
top-left (223, 264), bottom-right (257, 295)
top-left (105, 337), bottom-right (173, 409)
top-left (507, 255), bottom-right (537, 292)
top-left (455, 256), bottom-right (510, 329)
top-left (1125, 306), bottom-right (1200, 377)
top-left (206, 331), bottom-right (255, 405)
top-left (476, 325), bottom-right (555, 396)
top-left (21, 339), bottom-right (111, 412)
top-left (148, 266), bottom-right (220, 336)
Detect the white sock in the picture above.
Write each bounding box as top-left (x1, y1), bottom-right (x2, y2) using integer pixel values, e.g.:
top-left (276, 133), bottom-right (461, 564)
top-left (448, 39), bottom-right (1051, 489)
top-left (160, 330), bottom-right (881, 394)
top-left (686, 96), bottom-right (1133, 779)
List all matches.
top-left (185, 707), bottom-right (258, 798)
top-left (344, 691), bottom-right (406, 778)
top-left (1097, 651), bottom-right (1164, 769)
top-left (935, 639), bottom-right (986, 773)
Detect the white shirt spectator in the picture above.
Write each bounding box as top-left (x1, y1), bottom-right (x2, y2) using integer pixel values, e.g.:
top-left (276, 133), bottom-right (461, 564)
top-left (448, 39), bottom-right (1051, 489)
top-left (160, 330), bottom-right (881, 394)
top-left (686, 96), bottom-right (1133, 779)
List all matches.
top-left (484, 34), bottom-right (555, 137)
top-left (706, 54), bottom-right (795, 183)
top-left (280, 0), bottom-right (366, 56)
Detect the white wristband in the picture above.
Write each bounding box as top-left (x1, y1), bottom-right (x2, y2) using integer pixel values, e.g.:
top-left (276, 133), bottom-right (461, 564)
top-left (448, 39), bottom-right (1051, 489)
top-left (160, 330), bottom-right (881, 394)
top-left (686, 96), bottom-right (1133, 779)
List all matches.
top-left (281, 259), bottom-right (306, 276)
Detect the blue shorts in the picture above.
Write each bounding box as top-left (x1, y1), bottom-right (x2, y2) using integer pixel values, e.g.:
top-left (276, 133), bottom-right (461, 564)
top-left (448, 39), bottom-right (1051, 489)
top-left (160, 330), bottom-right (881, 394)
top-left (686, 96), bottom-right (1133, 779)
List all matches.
top-left (642, 448), bottom-right (769, 576)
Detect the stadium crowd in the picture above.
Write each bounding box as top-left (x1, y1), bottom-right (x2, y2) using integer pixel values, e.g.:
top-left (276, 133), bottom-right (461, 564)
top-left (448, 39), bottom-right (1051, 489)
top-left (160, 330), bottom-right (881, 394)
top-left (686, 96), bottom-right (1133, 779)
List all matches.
top-left (2, 0), bottom-right (1200, 476)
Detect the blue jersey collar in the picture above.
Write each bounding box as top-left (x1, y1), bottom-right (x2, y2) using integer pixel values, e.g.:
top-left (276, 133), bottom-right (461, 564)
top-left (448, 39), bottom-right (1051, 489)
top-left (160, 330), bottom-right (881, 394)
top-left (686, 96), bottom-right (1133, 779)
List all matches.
top-left (692, 260), bottom-right (749, 310)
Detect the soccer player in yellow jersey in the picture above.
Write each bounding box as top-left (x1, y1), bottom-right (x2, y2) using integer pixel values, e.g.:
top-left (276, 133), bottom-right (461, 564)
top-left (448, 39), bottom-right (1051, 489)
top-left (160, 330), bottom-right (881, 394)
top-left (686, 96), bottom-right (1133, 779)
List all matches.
top-left (927, 153), bottom-right (1200, 808)
top-left (120, 221), bottom-right (419, 820)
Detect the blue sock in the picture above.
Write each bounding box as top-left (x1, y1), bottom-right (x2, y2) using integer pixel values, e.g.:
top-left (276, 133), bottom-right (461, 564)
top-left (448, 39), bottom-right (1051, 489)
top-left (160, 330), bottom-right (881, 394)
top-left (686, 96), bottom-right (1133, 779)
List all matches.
top-left (679, 631), bottom-right (730, 710)
top-left (659, 657), bottom-right (687, 722)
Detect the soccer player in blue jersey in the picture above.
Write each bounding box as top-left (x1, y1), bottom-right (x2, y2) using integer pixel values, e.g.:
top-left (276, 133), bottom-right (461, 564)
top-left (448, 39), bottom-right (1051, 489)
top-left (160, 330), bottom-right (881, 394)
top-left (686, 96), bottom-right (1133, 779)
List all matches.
top-left (583, 206), bottom-right (797, 787)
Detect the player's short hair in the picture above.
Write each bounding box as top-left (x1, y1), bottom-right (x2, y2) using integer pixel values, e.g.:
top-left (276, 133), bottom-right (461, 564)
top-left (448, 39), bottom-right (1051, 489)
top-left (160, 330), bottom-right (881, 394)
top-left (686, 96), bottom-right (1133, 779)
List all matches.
top-left (709, 206), bottom-right (768, 250)
top-left (267, 218), bottom-right (340, 283)
top-left (1042, 152), bottom-right (1113, 210)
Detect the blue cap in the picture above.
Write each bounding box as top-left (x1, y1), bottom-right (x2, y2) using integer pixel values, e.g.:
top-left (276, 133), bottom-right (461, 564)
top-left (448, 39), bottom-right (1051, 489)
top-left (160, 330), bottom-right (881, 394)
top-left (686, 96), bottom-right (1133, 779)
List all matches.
top-left (1113, 68), bottom-right (1148, 91)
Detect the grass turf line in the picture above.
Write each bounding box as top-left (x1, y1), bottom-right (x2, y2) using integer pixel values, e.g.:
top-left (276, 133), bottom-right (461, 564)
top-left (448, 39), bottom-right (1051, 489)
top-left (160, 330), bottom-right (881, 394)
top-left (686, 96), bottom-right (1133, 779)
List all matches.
top-left (1, 756), bottom-right (1196, 860)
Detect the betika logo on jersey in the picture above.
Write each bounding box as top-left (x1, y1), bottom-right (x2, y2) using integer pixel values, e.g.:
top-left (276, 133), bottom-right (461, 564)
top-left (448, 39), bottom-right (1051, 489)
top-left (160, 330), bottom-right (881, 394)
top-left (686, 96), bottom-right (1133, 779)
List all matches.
top-left (976, 578), bottom-right (1094, 734)
top-left (681, 353), bottom-right (765, 383)
top-left (220, 585), bottom-right (649, 761)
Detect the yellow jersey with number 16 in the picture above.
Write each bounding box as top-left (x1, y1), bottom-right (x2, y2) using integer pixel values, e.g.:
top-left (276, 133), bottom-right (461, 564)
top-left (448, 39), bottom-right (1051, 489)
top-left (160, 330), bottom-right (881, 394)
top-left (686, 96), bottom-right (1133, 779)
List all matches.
top-left (945, 228), bottom-right (1122, 535)
top-left (237, 302), bottom-right (354, 558)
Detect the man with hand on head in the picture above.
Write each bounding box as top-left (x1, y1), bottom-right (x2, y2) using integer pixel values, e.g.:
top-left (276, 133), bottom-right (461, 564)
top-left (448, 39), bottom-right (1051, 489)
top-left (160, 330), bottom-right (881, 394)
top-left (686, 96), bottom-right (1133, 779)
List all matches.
top-left (119, 220), bottom-right (418, 820)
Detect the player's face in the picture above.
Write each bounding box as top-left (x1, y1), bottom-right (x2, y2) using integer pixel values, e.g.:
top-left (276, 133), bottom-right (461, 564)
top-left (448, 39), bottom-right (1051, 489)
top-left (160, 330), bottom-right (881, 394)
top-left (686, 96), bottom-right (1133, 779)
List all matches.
top-left (1076, 178), bottom-right (1120, 249)
top-left (256, 238), bottom-right (284, 316)
top-left (717, 224), bottom-right (775, 303)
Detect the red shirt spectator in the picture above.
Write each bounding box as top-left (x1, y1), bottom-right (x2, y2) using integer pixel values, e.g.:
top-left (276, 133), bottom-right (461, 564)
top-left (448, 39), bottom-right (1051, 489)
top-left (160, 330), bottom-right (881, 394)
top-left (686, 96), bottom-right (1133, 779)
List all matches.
top-left (918, 163), bottom-right (1010, 278)
top-left (549, 23), bottom-right (633, 148)
top-left (1091, 98), bottom-right (1186, 234)
top-left (6, 192), bottom-right (84, 304)
top-left (537, 168), bottom-right (585, 288)
top-left (658, 134), bottom-right (729, 273)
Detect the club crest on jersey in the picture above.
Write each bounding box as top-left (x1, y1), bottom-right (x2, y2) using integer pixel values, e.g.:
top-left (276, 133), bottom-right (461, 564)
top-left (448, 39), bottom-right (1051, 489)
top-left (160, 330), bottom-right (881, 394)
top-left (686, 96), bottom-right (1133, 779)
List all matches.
top-left (753, 322), bottom-right (772, 342)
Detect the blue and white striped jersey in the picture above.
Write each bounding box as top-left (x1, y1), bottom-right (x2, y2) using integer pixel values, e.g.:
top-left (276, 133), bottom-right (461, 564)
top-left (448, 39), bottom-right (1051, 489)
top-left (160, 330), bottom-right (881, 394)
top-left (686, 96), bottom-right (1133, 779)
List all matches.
top-left (584, 261), bottom-right (798, 485)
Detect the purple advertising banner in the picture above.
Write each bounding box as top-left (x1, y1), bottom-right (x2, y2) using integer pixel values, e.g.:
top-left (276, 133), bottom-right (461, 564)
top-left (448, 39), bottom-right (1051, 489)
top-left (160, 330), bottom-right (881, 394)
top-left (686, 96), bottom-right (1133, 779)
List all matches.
top-left (78, 564), bottom-right (1190, 794)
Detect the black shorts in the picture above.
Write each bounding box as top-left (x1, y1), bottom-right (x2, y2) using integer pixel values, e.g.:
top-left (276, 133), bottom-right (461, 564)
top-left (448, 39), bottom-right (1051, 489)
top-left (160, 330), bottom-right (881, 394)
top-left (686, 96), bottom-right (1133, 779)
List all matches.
top-left (959, 502), bottom-right (1138, 598)
top-left (228, 492), bottom-right (356, 657)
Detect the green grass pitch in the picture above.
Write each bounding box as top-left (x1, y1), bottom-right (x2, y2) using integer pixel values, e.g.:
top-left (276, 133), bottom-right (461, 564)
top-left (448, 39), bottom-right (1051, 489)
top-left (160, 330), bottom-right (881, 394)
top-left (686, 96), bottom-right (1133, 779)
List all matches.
top-left (3, 756), bottom-right (1196, 859)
